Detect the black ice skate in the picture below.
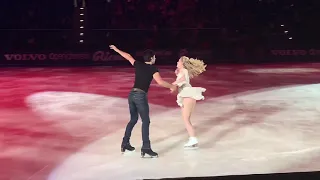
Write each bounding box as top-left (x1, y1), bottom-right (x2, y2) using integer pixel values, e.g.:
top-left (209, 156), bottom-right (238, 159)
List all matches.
top-left (121, 143), bottom-right (135, 153)
top-left (141, 148), bottom-right (158, 158)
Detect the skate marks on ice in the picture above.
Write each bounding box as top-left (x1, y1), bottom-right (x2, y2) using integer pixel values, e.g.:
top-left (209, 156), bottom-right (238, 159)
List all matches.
top-left (42, 84), bottom-right (320, 180)
top-left (26, 91), bottom-right (169, 137)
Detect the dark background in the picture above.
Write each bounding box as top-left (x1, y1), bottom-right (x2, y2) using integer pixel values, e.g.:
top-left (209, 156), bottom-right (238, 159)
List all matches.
top-left (0, 0), bottom-right (319, 66)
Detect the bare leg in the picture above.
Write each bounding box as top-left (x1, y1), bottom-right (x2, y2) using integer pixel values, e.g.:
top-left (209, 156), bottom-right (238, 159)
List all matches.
top-left (181, 98), bottom-right (199, 148)
top-left (181, 97), bottom-right (197, 137)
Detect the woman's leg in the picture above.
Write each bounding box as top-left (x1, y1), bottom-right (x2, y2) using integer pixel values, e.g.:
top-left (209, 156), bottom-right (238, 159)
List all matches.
top-left (181, 97), bottom-right (197, 137)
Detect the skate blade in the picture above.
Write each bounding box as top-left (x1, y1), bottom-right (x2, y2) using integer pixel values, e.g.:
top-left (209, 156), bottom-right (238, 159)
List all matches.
top-left (121, 149), bottom-right (136, 155)
top-left (184, 145), bottom-right (199, 150)
top-left (141, 154), bottom-right (159, 158)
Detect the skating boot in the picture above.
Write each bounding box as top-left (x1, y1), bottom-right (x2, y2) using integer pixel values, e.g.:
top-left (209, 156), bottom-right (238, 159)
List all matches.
top-left (141, 148), bottom-right (158, 158)
top-left (121, 143), bottom-right (135, 153)
top-left (184, 137), bottom-right (198, 149)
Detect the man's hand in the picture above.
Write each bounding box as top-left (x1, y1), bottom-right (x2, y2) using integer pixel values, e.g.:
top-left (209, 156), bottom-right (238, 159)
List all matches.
top-left (109, 45), bottom-right (135, 65)
top-left (109, 45), bottom-right (119, 52)
top-left (170, 85), bottom-right (177, 93)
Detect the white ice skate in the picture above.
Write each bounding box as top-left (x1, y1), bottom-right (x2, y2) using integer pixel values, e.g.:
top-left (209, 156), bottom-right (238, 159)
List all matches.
top-left (184, 137), bottom-right (199, 149)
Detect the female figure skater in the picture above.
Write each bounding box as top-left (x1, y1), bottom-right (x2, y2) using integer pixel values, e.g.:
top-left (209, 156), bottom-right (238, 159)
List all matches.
top-left (172, 56), bottom-right (206, 149)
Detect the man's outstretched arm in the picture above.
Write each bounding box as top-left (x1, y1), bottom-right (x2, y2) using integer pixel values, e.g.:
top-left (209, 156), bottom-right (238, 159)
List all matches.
top-left (109, 45), bottom-right (135, 65)
top-left (153, 72), bottom-right (177, 92)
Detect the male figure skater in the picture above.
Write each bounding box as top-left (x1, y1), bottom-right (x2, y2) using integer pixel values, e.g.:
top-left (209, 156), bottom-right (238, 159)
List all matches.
top-left (109, 45), bottom-right (176, 158)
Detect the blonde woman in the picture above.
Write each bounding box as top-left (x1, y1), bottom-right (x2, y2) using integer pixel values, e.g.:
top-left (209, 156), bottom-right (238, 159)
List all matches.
top-left (172, 56), bottom-right (206, 149)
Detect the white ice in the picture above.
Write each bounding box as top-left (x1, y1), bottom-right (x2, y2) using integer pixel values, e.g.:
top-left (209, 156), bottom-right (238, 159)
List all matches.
top-left (26, 84), bottom-right (320, 180)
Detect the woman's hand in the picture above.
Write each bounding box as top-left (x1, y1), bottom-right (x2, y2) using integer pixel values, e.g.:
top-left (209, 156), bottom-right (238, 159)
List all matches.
top-left (170, 85), bottom-right (177, 93)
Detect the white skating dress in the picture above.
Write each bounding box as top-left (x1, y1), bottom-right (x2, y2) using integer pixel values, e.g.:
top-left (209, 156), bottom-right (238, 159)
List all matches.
top-left (175, 68), bottom-right (206, 107)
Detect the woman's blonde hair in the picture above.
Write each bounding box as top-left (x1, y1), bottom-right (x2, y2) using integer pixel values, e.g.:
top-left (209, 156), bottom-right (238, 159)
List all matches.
top-left (181, 56), bottom-right (207, 78)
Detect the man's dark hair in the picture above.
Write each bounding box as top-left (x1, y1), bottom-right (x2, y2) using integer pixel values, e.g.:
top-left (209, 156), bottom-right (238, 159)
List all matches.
top-left (143, 49), bottom-right (155, 62)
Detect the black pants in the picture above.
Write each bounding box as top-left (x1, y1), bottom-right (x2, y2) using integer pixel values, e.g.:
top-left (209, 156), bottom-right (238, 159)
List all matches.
top-left (122, 89), bottom-right (151, 149)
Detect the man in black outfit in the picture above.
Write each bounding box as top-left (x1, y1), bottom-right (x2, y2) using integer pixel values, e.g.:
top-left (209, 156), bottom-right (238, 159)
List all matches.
top-left (109, 45), bottom-right (176, 158)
